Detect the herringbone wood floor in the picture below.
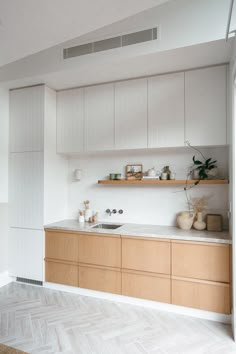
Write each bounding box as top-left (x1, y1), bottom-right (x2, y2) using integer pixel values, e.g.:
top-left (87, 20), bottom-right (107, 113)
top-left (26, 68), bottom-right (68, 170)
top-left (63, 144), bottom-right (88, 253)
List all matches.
top-left (0, 282), bottom-right (235, 354)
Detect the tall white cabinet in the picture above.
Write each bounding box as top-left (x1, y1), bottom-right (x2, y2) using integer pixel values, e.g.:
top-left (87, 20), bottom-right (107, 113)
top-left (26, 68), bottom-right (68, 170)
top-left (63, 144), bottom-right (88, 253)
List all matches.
top-left (57, 88), bottom-right (84, 153)
top-left (185, 65), bottom-right (227, 146)
top-left (148, 73), bottom-right (185, 148)
top-left (84, 83), bottom-right (114, 151)
top-left (114, 78), bottom-right (148, 150)
top-left (9, 85), bottom-right (67, 281)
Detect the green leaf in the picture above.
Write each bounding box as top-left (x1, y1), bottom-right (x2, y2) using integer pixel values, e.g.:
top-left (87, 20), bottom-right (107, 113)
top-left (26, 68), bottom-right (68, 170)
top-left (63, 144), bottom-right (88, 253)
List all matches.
top-left (193, 160), bottom-right (202, 165)
top-left (205, 158), bottom-right (212, 164)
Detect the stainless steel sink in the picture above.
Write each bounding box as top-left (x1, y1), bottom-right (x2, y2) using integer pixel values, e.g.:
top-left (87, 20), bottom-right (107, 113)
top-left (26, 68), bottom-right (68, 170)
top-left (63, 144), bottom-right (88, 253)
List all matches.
top-left (92, 223), bottom-right (123, 230)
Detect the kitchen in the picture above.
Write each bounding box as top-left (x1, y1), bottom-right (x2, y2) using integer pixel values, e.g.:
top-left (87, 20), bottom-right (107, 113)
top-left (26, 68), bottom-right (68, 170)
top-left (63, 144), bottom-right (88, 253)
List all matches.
top-left (0, 0), bottom-right (236, 353)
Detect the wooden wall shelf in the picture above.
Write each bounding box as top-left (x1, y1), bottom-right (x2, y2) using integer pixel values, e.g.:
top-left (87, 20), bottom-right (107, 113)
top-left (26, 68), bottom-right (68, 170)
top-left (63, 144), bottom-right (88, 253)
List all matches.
top-left (98, 179), bottom-right (229, 185)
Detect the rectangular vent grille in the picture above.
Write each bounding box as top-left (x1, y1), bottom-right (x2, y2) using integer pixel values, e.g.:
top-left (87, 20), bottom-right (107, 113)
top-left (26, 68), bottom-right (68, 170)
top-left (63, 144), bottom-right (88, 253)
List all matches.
top-left (64, 27), bottom-right (158, 59)
top-left (16, 277), bottom-right (43, 286)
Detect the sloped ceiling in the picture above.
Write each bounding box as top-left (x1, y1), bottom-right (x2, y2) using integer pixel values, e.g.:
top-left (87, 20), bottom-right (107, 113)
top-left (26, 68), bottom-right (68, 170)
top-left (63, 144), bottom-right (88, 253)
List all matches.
top-left (0, 0), bottom-right (170, 67)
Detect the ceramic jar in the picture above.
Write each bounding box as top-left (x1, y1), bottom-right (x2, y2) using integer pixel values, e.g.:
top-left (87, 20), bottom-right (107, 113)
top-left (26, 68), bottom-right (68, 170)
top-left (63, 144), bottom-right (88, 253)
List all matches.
top-left (177, 211), bottom-right (195, 230)
top-left (193, 211), bottom-right (206, 230)
top-left (148, 167), bottom-right (156, 177)
top-left (192, 169), bottom-right (200, 180)
top-left (85, 208), bottom-right (92, 222)
top-left (206, 167), bottom-right (218, 179)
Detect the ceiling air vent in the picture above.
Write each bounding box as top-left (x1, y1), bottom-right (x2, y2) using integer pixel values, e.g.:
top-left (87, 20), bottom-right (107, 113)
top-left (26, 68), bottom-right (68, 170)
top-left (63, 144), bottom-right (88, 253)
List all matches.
top-left (63, 27), bottom-right (158, 59)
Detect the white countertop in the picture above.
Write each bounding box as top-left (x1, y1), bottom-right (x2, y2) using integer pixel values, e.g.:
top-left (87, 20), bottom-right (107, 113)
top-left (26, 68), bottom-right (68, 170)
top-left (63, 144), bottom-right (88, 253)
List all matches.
top-left (44, 219), bottom-right (231, 244)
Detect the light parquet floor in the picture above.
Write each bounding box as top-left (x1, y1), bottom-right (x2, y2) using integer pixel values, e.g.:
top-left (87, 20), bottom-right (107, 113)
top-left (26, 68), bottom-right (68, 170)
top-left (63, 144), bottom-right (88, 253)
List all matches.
top-left (0, 282), bottom-right (235, 354)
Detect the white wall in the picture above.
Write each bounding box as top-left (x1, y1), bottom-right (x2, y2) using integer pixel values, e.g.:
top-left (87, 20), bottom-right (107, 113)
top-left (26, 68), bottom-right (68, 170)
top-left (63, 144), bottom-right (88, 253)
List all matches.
top-left (230, 36), bottom-right (236, 340)
top-left (0, 87), bottom-right (9, 202)
top-left (0, 86), bottom-right (9, 273)
top-left (67, 147), bottom-right (229, 227)
top-left (0, 0), bottom-right (231, 85)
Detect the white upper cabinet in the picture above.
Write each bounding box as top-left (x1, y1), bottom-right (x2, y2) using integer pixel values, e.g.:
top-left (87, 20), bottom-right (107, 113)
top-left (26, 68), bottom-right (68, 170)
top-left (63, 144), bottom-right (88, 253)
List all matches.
top-left (84, 83), bottom-right (114, 151)
top-left (148, 73), bottom-right (185, 148)
top-left (57, 88), bottom-right (84, 153)
top-left (185, 65), bottom-right (227, 146)
top-left (115, 78), bottom-right (148, 150)
top-left (10, 85), bottom-right (44, 152)
top-left (9, 152), bottom-right (44, 229)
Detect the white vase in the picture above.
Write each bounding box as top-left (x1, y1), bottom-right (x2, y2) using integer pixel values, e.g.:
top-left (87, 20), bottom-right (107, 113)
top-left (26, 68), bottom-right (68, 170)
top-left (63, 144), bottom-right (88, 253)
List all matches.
top-left (177, 211), bottom-right (195, 230)
top-left (85, 208), bottom-right (92, 222)
top-left (206, 167), bottom-right (218, 179)
top-left (192, 169), bottom-right (200, 180)
top-left (193, 211), bottom-right (206, 231)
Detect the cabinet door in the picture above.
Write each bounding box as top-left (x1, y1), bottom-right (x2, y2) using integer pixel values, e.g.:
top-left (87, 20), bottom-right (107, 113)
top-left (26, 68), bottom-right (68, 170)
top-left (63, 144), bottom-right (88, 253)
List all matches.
top-left (79, 233), bottom-right (121, 268)
top-left (84, 84), bottom-right (114, 151)
top-left (148, 73), bottom-right (184, 148)
top-left (172, 278), bottom-right (230, 314)
top-left (45, 231), bottom-right (79, 262)
top-left (9, 228), bottom-right (43, 281)
top-left (185, 65), bottom-right (227, 146)
top-left (115, 78), bottom-right (147, 149)
top-left (172, 241), bottom-right (230, 283)
top-left (122, 270), bottom-right (170, 303)
top-left (10, 85), bottom-right (44, 152)
top-left (57, 88), bottom-right (84, 153)
top-left (45, 260), bottom-right (79, 287)
top-left (9, 152), bottom-right (43, 229)
top-left (122, 237), bottom-right (170, 274)
top-left (79, 264), bottom-right (121, 294)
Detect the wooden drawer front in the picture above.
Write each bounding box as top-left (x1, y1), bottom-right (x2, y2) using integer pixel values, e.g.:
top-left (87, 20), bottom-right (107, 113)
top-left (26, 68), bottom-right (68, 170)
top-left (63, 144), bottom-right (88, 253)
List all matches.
top-left (45, 231), bottom-right (79, 262)
top-left (122, 238), bottom-right (170, 274)
top-left (122, 270), bottom-right (170, 303)
top-left (79, 265), bottom-right (121, 294)
top-left (45, 261), bottom-right (79, 287)
top-left (172, 279), bottom-right (230, 314)
top-left (172, 242), bottom-right (230, 283)
top-left (79, 234), bottom-right (121, 268)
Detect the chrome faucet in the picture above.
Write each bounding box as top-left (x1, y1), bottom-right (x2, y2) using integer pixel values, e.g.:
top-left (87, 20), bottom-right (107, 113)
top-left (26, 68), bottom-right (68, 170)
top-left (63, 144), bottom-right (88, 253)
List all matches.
top-left (106, 209), bottom-right (123, 216)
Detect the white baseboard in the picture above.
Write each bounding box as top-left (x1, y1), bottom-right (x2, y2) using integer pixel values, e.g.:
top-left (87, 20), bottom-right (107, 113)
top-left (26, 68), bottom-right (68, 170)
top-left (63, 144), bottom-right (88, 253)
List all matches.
top-left (0, 271), bottom-right (12, 287)
top-left (43, 282), bottom-right (231, 324)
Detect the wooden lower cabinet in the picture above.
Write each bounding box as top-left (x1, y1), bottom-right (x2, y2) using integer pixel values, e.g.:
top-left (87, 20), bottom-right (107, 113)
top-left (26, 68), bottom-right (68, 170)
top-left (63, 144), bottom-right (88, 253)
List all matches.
top-left (79, 264), bottom-right (121, 294)
top-left (172, 278), bottom-right (231, 314)
top-left (79, 233), bottom-right (121, 268)
top-left (44, 229), bottom-right (231, 315)
top-left (122, 237), bottom-right (170, 274)
top-left (45, 260), bottom-right (79, 287)
top-left (172, 241), bottom-right (230, 283)
top-left (122, 270), bottom-right (171, 303)
top-left (45, 230), bottom-right (79, 262)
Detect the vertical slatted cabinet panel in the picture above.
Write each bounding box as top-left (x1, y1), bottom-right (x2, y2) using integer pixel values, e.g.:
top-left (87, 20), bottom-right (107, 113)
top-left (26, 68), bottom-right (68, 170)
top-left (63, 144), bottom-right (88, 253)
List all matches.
top-left (10, 85), bottom-right (44, 152)
top-left (185, 65), bottom-right (227, 146)
top-left (57, 88), bottom-right (84, 153)
top-left (114, 78), bottom-right (148, 149)
top-left (84, 83), bottom-right (114, 151)
top-left (9, 228), bottom-right (43, 281)
top-left (9, 152), bottom-right (44, 229)
top-left (148, 72), bottom-right (185, 148)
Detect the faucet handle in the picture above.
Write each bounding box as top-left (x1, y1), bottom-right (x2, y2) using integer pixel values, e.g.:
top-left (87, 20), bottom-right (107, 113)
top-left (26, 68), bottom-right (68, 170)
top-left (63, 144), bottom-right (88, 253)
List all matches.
top-left (106, 209), bottom-right (111, 215)
top-left (118, 209), bottom-right (123, 214)
top-left (112, 209), bottom-right (117, 214)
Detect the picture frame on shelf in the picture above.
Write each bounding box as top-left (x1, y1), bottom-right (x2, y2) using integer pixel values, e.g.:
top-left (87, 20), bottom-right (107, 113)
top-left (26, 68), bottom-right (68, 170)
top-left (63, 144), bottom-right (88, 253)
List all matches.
top-left (126, 164), bottom-right (143, 180)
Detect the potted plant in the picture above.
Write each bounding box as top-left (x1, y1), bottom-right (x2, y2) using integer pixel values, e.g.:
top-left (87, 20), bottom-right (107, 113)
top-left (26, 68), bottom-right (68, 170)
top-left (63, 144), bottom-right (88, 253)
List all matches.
top-left (191, 156), bottom-right (217, 185)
